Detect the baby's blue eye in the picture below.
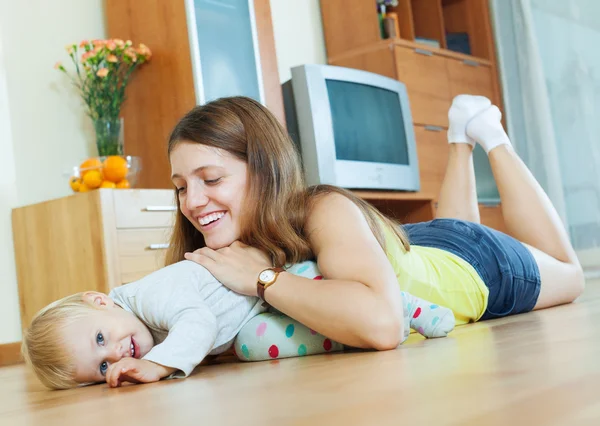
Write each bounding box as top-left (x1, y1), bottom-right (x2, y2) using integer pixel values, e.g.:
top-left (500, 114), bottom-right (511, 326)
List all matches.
top-left (100, 361), bottom-right (108, 376)
top-left (96, 332), bottom-right (105, 346)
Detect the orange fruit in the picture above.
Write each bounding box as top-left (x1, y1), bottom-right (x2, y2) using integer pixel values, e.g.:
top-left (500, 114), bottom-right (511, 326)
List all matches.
top-left (103, 156), bottom-right (128, 183)
top-left (69, 177), bottom-right (81, 192)
top-left (78, 182), bottom-right (91, 192)
top-left (100, 180), bottom-right (117, 189)
top-left (82, 169), bottom-right (103, 189)
top-left (79, 157), bottom-right (102, 179)
top-left (116, 179), bottom-right (130, 189)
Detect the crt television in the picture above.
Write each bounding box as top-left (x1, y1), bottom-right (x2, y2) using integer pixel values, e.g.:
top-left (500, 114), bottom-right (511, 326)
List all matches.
top-left (282, 64), bottom-right (420, 191)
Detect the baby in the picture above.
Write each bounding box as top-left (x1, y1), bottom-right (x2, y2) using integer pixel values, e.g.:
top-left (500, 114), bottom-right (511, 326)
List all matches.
top-left (22, 260), bottom-right (455, 389)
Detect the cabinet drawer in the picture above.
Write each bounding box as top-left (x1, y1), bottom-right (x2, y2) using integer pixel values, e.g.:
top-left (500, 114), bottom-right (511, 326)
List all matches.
top-left (117, 228), bottom-right (171, 284)
top-left (394, 46), bottom-right (451, 127)
top-left (113, 189), bottom-right (176, 229)
top-left (446, 58), bottom-right (495, 102)
top-left (414, 125), bottom-right (448, 198)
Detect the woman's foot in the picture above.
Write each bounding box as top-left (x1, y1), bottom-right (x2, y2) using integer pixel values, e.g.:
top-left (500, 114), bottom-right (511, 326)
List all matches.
top-left (447, 94), bottom-right (492, 146)
top-left (401, 292), bottom-right (455, 341)
top-left (466, 105), bottom-right (512, 154)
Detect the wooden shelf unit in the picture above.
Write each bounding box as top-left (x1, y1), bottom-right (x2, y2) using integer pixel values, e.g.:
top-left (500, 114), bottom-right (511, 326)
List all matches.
top-left (322, 0), bottom-right (498, 62)
top-left (320, 0), bottom-right (506, 232)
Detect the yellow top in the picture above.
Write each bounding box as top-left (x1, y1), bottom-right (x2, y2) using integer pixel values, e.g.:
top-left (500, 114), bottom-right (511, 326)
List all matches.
top-left (382, 224), bottom-right (489, 326)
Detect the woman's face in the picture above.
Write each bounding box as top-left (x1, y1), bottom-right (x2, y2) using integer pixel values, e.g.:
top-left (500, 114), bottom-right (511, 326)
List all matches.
top-left (170, 141), bottom-right (248, 249)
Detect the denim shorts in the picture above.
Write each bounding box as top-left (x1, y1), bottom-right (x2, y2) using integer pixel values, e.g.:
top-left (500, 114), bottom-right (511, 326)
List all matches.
top-left (402, 219), bottom-right (542, 320)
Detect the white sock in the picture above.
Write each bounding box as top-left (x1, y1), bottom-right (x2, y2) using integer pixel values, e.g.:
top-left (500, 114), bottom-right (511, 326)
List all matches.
top-left (447, 94), bottom-right (492, 145)
top-left (400, 291), bottom-right (455, 343)
top-left (466, 105), bottom-right (512, 154)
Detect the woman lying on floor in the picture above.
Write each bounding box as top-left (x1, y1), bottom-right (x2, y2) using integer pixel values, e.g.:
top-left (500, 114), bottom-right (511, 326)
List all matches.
top-left (175, 94), bottom-right (583, 339)
top-left (22, 95), bottom-right (584, 389)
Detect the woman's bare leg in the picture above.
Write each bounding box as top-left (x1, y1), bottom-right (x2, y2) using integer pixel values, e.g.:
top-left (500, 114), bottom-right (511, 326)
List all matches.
top-left (436, 144), bottom-right (480, 223)
top-left (467, 106), bottom-right (584, 308)
top-left (436, 95), bottom-right (491, 222)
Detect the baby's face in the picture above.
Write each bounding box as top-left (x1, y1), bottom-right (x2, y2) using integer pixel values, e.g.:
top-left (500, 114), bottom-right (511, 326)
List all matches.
top-left (60, 292), bottom-right (154, 384)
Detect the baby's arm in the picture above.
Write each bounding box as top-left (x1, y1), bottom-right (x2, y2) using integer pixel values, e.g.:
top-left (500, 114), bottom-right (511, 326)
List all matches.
top-left (141, 298), bottom-right (218, 377)
top-left (108, 296), bottom-right (218, 387)
top-left (109, 261), bottom-right (222, 385)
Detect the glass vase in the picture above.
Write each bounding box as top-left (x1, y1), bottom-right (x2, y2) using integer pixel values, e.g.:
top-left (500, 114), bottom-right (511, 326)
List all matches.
top-left (94, 117), bottom-right (124, 156)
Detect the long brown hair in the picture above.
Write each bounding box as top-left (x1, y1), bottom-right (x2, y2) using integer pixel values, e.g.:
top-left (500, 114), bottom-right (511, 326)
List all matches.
top-left (165, 97), bottom-right (409, 267)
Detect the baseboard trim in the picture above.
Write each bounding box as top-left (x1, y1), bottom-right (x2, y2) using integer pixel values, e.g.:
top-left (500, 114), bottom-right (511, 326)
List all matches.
top-left (0, 342), bottom-right (23, 367)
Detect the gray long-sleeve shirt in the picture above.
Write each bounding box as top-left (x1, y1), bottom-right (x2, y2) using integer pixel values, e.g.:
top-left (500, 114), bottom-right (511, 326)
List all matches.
top-left (108, 260), bottom-right (266, 377)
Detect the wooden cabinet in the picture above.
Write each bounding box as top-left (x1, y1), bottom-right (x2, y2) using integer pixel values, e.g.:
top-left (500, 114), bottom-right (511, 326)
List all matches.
top-left (12, 189), bottom-right (175, 328)
top-left (105, 0), bottom-right (282, 190)
top-left (413, 125), bottom-right (448, 198)
top-left (394, 46), bottom-right (451, 127)
top-left (446, 57), bottom-right (496, 101)
top-left (331, 41), bottom-right (498, 129)
top-left (320, 0), bottom-right (506, 232)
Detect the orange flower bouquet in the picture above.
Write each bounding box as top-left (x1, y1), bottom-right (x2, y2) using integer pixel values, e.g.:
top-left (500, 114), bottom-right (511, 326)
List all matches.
top-left (55, 39), bottom-right (152, 156)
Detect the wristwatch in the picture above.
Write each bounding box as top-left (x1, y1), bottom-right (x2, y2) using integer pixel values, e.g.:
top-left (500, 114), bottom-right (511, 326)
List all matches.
top-left (257, 267), bottom-right (284, 303)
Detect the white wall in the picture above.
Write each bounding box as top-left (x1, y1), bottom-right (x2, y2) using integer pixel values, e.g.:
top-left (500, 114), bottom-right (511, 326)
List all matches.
top-left (0, 0), bottom-right (106, 344)
top-left (0, 13), bottom-right (20, 344)
top-left (270, 0), bottom-right (326, 83)
top-left (0, 0), bottom-right (325, 345)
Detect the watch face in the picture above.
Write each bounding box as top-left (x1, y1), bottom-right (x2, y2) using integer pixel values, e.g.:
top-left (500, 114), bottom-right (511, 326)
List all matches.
top-left (259, 269), bottom-right (276, 283)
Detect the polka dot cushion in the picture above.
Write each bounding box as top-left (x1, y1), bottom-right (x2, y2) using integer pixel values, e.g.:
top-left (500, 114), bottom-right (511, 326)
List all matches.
top-left (234, 312), bottom-right (343, 361)
top-left (234, 260), bottom-right (344, 361)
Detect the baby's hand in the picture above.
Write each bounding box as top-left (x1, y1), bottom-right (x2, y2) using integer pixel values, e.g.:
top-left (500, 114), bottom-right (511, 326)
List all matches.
top-left (106, 358), bottom-right (176, 388)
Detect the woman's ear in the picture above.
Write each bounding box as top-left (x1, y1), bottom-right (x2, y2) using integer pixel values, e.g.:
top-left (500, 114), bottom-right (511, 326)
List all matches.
top-left (81, 291), bottom-right (115, 309)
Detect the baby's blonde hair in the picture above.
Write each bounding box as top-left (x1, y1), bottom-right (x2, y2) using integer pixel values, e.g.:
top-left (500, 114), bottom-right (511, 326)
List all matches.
top-left (21, 292), bottom-right (98, 390)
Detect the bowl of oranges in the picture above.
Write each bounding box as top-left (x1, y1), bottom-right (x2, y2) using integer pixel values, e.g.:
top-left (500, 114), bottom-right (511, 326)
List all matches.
top-left (69, 155), bottom-right (141, 193)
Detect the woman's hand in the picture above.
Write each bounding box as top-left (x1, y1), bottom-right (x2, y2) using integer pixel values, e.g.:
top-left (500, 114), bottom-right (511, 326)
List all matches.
top-left (184, 241), bottom-right (272, 296)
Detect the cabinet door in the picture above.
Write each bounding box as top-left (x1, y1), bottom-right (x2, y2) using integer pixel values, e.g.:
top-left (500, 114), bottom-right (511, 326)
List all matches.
top-left (446, 58), bottom-right (496, 103)
top-left (394, 46), bottom-right (451, 127)
top-left (186, 0), bottom-right (264, 104)
top-left (413, 124), bottom-right (448, 198)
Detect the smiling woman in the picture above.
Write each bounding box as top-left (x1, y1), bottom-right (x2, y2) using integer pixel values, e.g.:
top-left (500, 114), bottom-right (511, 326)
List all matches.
top-left (170, 143), bottom-right (249, 250)
top-left (167, 95), bottom-right (584, 352)
top-left (165, 97), bottom-right (313, 268)
top-left (165, 97), bottom-right (410, 350)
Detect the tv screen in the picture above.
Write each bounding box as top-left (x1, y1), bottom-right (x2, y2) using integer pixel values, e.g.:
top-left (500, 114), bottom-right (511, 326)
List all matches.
top-left (326, 79), bottom-right (409, 165)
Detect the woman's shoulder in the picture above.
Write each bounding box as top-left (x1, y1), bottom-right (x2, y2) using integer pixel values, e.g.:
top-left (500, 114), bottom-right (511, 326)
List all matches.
top-left (306, 188), bottom-right (361, 222)
top-left (307, 188), bottom-right (352, 208)
top-left (306, 185), bottom-right (359, 210)
top-left (304, 187), bottom-right (369, 245)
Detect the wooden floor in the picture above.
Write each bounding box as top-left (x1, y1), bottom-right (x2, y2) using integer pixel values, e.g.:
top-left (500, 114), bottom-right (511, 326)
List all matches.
top-left (2, 282), bottom-right (600, 426)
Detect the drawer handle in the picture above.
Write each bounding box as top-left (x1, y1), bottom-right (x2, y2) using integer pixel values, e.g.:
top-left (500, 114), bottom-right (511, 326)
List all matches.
top-left (463, 59), bottom-right (479, 67)
top-left (414, 48), bottom-right (433, 56)
top-left (144, 206), bottom-right (177, 212)
top-left (424, 125), bottom-right (444, 132)
top-left (148, 243), bottom-right (170, 250)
